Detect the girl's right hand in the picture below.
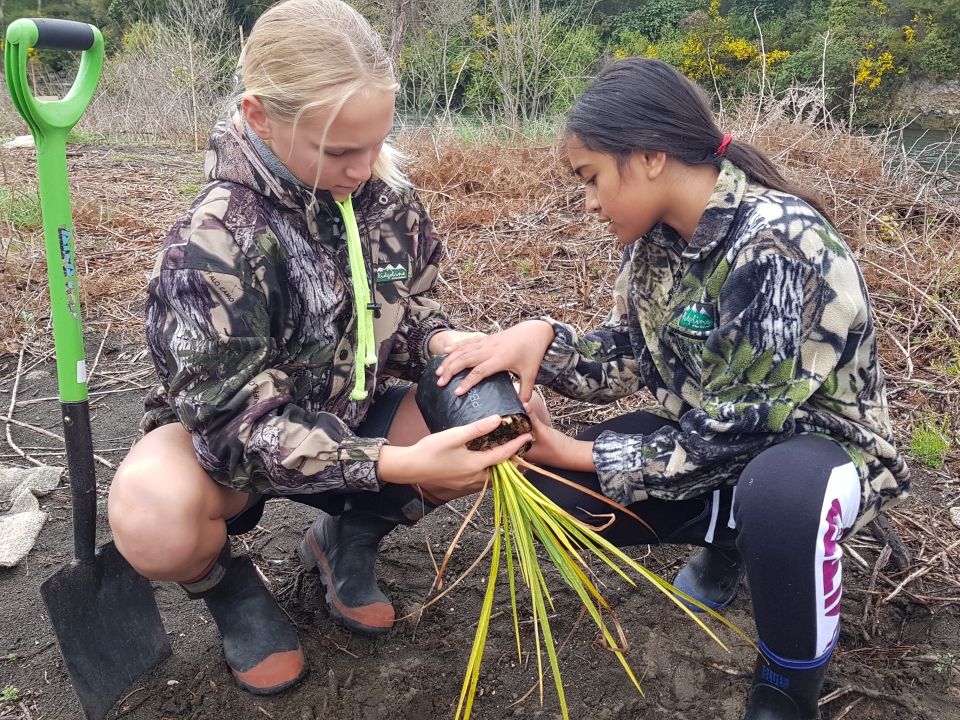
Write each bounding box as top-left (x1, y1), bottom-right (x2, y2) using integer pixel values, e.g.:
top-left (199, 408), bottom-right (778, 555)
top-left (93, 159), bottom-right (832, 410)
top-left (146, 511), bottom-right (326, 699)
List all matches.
top-left (434, 320), bottom-right (555, 402)
top-left (378, 414), bottom-right (532, 501)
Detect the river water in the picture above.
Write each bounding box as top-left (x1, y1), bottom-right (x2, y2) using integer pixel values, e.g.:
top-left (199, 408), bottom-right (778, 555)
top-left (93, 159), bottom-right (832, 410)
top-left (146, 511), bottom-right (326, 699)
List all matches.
top-left (864, 127), bottom-right (960, 180)
top-left (895, 126), bottom-right (960, 173)
top-left (864, 126), bottom-right (960, 194)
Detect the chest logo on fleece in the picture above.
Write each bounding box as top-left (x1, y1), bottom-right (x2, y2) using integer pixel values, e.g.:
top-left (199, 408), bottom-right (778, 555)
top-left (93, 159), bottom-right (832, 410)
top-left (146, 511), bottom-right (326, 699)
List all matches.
top-left (678, 302), bottom-right (716, 332)
top-left (375, 264), bottom-right (408, 283)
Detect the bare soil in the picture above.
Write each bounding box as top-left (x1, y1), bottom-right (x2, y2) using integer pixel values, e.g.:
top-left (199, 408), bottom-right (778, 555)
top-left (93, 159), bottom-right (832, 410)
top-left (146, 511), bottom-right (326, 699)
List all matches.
top-left (1, 139), bottom-right (958, 720)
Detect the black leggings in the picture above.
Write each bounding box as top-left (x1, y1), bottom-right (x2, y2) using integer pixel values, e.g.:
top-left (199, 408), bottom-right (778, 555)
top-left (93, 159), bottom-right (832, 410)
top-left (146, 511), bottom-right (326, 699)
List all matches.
top-left (224, 384), bottom-right (411, 534)
top-left (525, 411), bottom-right (861, 662)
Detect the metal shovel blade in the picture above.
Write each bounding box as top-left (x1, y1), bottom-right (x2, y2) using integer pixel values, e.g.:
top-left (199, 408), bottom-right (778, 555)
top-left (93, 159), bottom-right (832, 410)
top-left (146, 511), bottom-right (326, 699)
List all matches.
top-left (40, 541), bottom-right (171, 720)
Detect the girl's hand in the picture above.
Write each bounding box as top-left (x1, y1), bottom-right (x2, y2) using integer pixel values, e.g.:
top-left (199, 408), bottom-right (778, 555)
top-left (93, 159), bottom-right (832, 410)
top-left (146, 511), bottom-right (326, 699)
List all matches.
top-left (378, 415), bottom-right (532, 501)
top-left (435, 320), bottom-right (555, 402)
top-left (428, 329), bottom-right (484, 356)
top-left (522, 408), bottom-right (595, 473)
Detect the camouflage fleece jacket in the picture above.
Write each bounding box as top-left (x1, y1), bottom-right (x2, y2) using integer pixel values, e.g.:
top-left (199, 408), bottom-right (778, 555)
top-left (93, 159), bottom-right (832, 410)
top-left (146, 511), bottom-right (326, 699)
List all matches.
top-left (537, 160), bottom-right (909, 533)
top-left (142, 118), bottom-right (452, 495)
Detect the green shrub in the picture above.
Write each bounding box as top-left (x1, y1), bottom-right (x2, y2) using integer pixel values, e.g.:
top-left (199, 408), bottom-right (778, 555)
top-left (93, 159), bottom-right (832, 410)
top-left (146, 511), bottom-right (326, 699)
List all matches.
top-left (916, 28), bottom-right (959, 78)
top-left (608, 0), bottom-right (700, 42)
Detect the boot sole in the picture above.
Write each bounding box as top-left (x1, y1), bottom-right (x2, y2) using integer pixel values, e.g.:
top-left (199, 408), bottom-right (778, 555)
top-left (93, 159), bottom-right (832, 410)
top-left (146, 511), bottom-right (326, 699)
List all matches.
top-left (299, 530), bottom-right (393, 636)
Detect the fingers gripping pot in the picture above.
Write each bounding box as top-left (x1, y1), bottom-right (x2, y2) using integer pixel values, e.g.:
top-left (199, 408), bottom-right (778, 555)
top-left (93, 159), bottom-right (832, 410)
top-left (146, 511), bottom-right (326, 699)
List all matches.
top-left (417, 356), bottom-right (532, 453)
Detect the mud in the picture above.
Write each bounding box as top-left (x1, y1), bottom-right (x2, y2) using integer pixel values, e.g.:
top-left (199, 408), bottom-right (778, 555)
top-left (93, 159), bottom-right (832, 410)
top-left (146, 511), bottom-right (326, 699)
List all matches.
top-left (0, 348), bottom-right (957, 720)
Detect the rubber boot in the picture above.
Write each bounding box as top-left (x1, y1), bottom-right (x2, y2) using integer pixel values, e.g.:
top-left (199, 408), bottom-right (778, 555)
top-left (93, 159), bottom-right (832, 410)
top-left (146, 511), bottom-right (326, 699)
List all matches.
top-left (183, 543), bottom-right (306, 695)
top-left (299, 483), bottom-right (438, 635)
top-left (674, 542), bottom-right (745, 611)
top-left (744, 650), bottom-right (831, 720)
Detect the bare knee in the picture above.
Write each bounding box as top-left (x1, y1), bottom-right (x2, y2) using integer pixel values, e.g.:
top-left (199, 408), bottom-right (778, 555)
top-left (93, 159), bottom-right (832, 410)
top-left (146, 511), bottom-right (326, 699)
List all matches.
top-left (108, 424), bottom-right (243, 581)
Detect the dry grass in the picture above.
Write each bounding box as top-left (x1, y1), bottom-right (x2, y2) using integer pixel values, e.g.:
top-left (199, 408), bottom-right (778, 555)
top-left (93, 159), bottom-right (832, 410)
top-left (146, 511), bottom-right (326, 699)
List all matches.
top-left (0, 104), bottom-right (960, 634)
top-left (0, 113), bottom-right (957, 606)
top-left (403, 115), bottom-right (960, 609)
top-left (0, 145), bottom-right (205, 354)
top-left (1, 113), bottom-right (957, 428)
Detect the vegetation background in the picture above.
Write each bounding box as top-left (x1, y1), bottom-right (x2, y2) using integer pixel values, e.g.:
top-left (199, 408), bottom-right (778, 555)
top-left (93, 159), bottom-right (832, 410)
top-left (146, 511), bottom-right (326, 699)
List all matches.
top-left (2, 0), bottom-right (960, 141)
top-left (0, 0), bottom-right (956, 560)
top-left (0, 2), bottom-right (957, 718)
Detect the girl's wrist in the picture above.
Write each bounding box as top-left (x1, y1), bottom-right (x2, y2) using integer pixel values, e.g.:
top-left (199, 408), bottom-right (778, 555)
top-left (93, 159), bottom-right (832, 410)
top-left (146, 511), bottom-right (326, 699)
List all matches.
top-left (377, 445), bottom-right (414, 484)
top-left (566, 438), bottom-right (596, 473)
top-left (524, 319), bottom-right (555, 347)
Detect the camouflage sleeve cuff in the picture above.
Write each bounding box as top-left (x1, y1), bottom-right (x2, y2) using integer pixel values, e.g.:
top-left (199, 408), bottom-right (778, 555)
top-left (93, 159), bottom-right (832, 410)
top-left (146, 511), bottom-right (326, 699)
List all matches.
top-left (593, 430), bottom-right (649, 505)
top-left (534, 317), bottom-right (574, 386)
top-left (339, 436), bottom-right (389, 492)
top-left (408, 316), bottom-right (455, 371)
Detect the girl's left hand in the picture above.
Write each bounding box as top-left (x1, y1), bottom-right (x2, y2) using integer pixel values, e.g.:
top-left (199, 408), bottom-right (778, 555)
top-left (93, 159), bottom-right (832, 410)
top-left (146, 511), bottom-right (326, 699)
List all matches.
top-left (522, 407), bottom-right (595, 473)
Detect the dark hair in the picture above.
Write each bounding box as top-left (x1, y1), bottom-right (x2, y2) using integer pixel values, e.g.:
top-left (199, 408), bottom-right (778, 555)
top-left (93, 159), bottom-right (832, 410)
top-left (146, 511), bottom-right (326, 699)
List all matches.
top-left (567, 57), bottom-right (828, 219)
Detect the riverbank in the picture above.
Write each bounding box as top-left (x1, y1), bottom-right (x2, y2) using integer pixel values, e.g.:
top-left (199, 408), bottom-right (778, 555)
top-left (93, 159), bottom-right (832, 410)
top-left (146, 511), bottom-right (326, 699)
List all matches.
top-left (894, 79), bottom-right (960, 130)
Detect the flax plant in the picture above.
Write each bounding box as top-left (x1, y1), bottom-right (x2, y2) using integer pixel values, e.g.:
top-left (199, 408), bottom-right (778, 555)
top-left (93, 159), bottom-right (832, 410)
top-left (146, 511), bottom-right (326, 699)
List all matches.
top-left (447, 456), bottom-right (753, 720)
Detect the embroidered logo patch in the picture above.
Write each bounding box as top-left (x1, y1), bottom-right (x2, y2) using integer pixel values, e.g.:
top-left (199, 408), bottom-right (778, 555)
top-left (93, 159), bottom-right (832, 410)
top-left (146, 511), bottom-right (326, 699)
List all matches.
top-left (678, 302), bottom-right (716, 332)
top-left (375, 264), bottom-right (408, 283)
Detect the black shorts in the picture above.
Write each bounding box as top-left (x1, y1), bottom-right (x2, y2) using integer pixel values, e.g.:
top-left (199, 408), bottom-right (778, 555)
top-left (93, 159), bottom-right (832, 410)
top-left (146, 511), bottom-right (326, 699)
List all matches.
top-left (225, 383), bottom-right (412, 535)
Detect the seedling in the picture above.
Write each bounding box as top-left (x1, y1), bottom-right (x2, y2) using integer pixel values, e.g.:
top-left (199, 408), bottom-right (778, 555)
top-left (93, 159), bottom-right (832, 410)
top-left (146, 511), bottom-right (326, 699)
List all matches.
top-left (439, 457), bottom-right (751, 720)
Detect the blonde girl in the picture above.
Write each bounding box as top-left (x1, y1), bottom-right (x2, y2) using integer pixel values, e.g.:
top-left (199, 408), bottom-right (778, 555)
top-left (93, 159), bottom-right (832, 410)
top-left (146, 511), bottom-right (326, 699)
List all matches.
top-left (108, 0), bottom-right (531, 695)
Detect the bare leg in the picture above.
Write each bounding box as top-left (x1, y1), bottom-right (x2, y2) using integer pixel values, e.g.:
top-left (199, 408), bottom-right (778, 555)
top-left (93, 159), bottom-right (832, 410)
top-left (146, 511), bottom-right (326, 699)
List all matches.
top-left (298, 385), bottom-right (550, 634)
top-left (108, 423), bottom-right (251, 582)
top-left (111, 425), bottom-right (306, 694)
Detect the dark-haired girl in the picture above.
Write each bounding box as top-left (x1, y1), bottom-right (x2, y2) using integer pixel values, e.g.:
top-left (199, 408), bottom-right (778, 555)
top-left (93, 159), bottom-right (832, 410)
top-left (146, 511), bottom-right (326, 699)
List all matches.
top-left (435, 58), bottom-right (909, 720)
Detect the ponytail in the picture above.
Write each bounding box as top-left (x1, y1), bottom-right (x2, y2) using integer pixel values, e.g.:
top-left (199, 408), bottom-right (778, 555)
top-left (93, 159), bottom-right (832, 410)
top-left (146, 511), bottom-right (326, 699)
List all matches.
top-left (722, 140), bottom-right (829, 220)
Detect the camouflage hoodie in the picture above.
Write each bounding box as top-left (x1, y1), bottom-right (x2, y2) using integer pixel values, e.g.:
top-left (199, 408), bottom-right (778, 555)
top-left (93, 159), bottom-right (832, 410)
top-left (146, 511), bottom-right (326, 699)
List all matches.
top-left (142, 118), bottom-right (452, 495)
top-left (537, 161), bottom-right (909, 533)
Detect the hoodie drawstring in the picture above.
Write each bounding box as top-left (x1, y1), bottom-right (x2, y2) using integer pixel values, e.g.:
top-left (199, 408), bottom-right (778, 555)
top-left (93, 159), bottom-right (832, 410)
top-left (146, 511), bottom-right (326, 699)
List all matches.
top-left (335, 195), bottom-right (377, 400)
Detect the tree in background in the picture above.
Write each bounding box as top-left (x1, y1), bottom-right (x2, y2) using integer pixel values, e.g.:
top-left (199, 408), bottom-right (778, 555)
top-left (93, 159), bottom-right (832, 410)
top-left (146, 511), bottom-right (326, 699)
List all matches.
top-left (84, 0), bottom-right (238, 146)
top-left (468, 0), bottom-right (598, 127)
top-left (608, 0), bottom-right (699, 42)
top-left (3, 0), bottom-right (958, 139)
top-left (107, 0), bottom-right (271, 32)
top-left (900, 2), bottom-right (960, 79)
top-left (1, 0), bottom-right (117, 69)
top-left (396, 0), bottom-right (474, 119)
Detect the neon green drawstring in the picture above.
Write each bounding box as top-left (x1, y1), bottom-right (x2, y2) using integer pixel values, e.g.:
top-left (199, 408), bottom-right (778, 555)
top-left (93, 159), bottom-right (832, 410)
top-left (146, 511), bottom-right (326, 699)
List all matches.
top-left (335, 195), bottom-right (377, 401)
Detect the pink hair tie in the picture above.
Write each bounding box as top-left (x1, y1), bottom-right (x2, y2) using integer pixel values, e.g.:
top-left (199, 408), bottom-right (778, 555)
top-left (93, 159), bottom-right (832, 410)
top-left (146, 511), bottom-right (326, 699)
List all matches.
top-left (716, 134), bottom-right (733, 156)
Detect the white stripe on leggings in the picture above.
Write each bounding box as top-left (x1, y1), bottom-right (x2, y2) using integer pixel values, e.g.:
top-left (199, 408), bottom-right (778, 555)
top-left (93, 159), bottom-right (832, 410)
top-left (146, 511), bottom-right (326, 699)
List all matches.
top-left (727, 486), bottom-right (738, 530)
top-left (813, 462), bottom-right (861, 656)
top-left (704, 489), bottom-right (721, 544)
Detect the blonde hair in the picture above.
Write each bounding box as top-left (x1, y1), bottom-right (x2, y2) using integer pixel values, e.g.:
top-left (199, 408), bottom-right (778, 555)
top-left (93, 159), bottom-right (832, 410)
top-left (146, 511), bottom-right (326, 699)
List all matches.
top-left (241, 0), bottom-right (407, 189)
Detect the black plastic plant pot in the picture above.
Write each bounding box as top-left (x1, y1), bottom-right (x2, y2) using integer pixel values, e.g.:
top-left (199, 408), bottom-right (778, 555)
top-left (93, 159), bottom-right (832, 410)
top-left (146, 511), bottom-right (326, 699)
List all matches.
top-left (417, 355), bottom-right (532, 453)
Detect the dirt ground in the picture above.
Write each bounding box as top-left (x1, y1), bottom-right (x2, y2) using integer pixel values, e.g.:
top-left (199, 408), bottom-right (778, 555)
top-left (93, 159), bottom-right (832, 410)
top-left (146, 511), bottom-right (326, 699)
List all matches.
top-left (0, 141), bottom-right (958, 720)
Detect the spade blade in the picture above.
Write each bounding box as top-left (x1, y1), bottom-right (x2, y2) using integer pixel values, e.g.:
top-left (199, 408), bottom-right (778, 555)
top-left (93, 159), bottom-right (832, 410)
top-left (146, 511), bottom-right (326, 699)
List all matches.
top-left (40, 541), bottom-right (171, 720)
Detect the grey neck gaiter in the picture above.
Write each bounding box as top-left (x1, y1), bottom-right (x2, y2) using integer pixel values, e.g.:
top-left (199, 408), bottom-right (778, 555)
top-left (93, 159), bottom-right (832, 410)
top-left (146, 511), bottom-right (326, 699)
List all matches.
top-left (244, 124), bottom-right (306, 189)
